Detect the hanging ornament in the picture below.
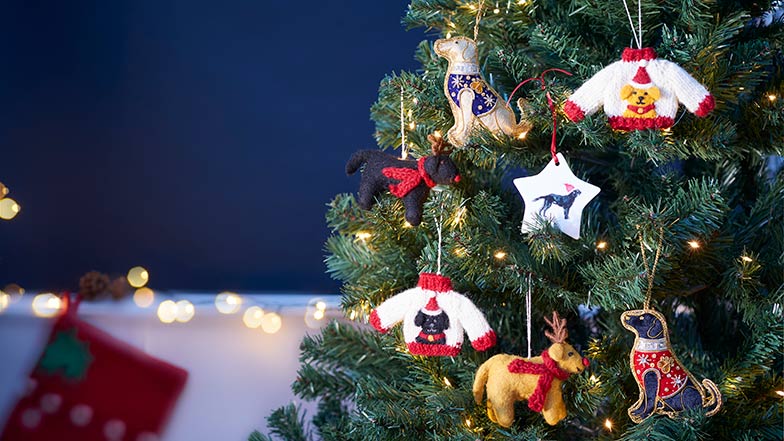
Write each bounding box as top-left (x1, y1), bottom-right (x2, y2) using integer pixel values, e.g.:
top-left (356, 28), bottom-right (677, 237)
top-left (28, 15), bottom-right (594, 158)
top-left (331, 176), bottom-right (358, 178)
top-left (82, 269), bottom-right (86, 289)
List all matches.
top-left (0, 295), bottom-right (188, 441)
top-left (345, 134), bottom-right (460, 226)
top-left (369, 273), bottom-right (496, 357)
top-left (473, 311), bottom-right (589, 427)
top-left (621, 229), bottom-right (722, 423)
top-left (514, 154), bottom-right (600, 240)
top-left (433, 2), bottom-right (531, 147)
top-left (510, 70), bottom-right (600, 240)
top-left (563, 0), bottom-right (713, 131)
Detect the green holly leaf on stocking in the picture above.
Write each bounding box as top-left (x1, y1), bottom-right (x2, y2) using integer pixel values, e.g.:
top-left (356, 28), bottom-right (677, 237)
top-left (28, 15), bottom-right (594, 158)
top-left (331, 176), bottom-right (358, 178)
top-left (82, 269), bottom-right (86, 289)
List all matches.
top-left (37, 328), bottom-right (93, 381)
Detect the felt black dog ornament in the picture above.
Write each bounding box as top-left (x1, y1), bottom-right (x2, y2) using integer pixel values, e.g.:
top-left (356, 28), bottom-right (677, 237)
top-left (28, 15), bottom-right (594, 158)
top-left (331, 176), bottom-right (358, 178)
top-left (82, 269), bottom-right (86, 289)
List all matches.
top-left (621, 309), bottom-right (722, 423)
top-left (346, 134), bottom-right (461, 226)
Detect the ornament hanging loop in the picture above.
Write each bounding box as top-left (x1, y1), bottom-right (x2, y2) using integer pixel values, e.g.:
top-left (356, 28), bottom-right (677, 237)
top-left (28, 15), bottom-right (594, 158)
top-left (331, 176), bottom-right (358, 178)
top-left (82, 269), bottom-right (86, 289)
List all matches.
top-left (639, 226), bottom-right (664, 310)
top-left (473, 0), bottom-right (486, 42)
top-left (507, 68), bottom-right (572, 165)
top-left (621, 0), bottom-right (643, 49)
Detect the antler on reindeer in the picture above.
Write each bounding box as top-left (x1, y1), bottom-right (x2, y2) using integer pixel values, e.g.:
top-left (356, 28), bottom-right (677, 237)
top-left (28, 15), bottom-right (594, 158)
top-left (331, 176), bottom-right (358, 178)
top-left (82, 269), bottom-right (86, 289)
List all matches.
top-left (428, 131), bottom-right (452, 155)
top-left (544, 311), bottom-right (568, 344)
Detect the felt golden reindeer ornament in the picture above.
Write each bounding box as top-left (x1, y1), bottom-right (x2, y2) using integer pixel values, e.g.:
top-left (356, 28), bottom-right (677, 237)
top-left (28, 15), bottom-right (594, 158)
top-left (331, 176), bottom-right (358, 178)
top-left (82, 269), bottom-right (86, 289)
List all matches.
top-left (473, 312), bottom-right (589, 427)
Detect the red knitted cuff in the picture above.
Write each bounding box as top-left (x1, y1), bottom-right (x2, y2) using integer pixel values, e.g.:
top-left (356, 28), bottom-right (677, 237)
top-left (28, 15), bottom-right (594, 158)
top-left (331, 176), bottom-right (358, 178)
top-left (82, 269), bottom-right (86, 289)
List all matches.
top-left (608, 116), bottom-right (675, 131)
top-left (407, 342), bottom-right (461, 357)
top-left (621, 47), bottom-right (657, 62)
top-left (369, 310), bottom-right (387, 333)
top-left (417, 273), bottom-right (452, 293)
top-left (563, 100), bottom-right (585, 122)
top-left (695, 94), bottom-right (715, 117)
top-left (471, 330), bottom-right (496, 351)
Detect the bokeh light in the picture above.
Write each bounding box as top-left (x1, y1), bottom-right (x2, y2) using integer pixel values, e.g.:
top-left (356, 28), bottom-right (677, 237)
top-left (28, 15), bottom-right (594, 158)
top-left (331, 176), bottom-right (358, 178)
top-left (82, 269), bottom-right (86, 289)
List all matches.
top-left (305, 298), bottom-right (328, 329)
top-left (242, 306), bottom-right (264, 328)
top-left (261, 312), bottom-right (282, 334)
top-left (133, 288), bottom-right (155, 308)
top-left (215, 292), bottom-right (242, 314)
top-left (0, 198), bottom-right (21, 220)
top-left (32, 293), bottom-right (62, 318)
top-left (0, 292), bottom-right (9, 313)
top-left (157, 300), bottom-right (177, 323)
top-left (3, 284), bottom-right (25, 302)
top-left (126, 266), bottom-right (149, 288)
top-left (175, 300), bottom-right (195, 323)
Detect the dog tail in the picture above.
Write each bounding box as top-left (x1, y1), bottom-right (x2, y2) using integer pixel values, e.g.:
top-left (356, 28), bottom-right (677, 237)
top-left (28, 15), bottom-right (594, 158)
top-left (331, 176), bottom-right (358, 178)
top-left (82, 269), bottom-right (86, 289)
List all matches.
top-left (346, 150), bottom-right (371, 175)
top-left (532, 196), bottom-right (544, 201)
top-left (472, 360), bottom-right (491, 404)
top-left (701, 379), bottom-right (723, 417)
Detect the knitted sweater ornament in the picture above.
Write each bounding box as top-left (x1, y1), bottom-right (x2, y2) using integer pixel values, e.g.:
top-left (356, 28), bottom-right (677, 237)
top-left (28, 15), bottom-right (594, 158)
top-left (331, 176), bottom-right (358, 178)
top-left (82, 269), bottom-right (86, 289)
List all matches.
top-left (564, 47), bottom-right (714, 131)
top-left (369, 273), bottom-right (496, 357)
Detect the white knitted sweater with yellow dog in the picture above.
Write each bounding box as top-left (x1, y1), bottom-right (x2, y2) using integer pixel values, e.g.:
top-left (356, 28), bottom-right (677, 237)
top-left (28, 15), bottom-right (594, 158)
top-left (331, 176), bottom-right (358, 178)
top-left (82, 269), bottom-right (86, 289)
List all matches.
top-left (564, 47), bottom-right (714, 131)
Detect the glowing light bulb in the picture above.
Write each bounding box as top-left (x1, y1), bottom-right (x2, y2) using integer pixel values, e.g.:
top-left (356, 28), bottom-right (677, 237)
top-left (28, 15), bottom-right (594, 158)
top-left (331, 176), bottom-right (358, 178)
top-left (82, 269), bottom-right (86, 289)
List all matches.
top-left (589, 374), bottom-right (600, 384)
top-left (133, 287), bottom-right (155, 308)
top-left (517, 0), bottom-right (526, 4)
top-left (739, 87), bottom-right (745, 91)
top-left (32, 293), bottom-right (62, 318)
top-left (687, 240), bottom-right (701, 249)
top-left (776, 390), bottom-right (784, 397)
top-left (315, 301), bottom-right (327, 311)
top-left (0, 182), bottom-right (7, 197)
top-left (215, 292), bottom-right (243, 314)
top-left (604, 419), bottom-right (613, 431)
top-left (464, 418), bottom-right (472, 428)
top-left (446, 32), bottom-right (452, 39)
top-left (740, 255), bottom-right (753, 263)
top-left (0, 198), bottom-right (21, 220)
top-left (403, 221), bottom-right (413, 228)
top-left (0, 292), bottom-right (9, 313)
top-left (768, 94), bottom-right (777, 102)
top-left (126, 266), bottom-right (149, 288)
top-left (261, 312), bottom-right (282, 334)
top-left (243, 306), bottom-right (265, 328)
top-left (453, 206), bottom-right (467, 226)
top-left (494, 250), bottom-right (507, 260)
top-left (468, 4), bottom-right (477, 10)
top-left (313, 309), bottom-right (325, 320)
top-left (408, 121), bottom-right (416, 130)
top-left (596, 241), bottom-right (608, 250)
top-left (454, 247), bottom-right (467, 257)
top-left (517, 131), bottom-right (528, 140)
top-left (349, 310), bottom-right (357, 320)
top-left (175, 300), bottom-right (195, 323)
top-left (443, 377), bottom-right (452, 387)
top-left (157, 300), bottom-right (177, 324)
top-left (355, 231), bottom-right (372, 242)
top-left (493, 7), bottom-right (500, 13)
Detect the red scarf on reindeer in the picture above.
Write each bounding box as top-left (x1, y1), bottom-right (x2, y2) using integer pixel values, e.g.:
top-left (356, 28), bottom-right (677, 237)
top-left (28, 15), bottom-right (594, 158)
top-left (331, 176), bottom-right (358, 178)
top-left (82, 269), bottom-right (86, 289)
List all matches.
top-left (382, 157), bottom-right (436, 197)
top-left (507, 350), bottom-right (572, 412)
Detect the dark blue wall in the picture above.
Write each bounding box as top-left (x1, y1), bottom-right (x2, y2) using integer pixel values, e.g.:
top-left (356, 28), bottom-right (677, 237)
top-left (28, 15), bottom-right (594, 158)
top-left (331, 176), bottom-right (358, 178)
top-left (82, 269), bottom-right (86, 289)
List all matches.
top-left (0, 1), bottom-right (425, 292)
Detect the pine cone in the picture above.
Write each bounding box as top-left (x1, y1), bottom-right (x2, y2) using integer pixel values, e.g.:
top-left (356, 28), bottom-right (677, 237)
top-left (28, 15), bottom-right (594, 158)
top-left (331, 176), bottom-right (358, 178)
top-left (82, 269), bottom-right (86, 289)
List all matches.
top-left (78, 271), bottom-right (110, 300)
top-left (109, 277), bottom-right (131, 300)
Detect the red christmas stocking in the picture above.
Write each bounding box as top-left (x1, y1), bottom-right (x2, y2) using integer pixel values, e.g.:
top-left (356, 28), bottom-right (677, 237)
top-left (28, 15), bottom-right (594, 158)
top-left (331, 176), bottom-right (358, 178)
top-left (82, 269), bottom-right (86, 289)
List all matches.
top-left (1, 295), bottom-right (188, 441)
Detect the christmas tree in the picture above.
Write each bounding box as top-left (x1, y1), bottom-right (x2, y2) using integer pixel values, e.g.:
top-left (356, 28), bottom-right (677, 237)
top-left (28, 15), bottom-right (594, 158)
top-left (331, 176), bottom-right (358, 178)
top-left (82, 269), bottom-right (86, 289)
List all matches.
top-left (252, 0), bottom-right (783, 439)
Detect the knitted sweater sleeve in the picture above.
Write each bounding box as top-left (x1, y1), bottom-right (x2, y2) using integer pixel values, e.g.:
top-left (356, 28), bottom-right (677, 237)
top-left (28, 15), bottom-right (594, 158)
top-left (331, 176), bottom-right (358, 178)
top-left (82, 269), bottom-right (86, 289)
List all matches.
top-left (663, 61), bottom-right (714, 117)
top-left (369, 288), bottom-right (419, 333)
top-left (563, 63), bottom-right (618, 122)
top-left (454, 295), bottom-right (496, 351)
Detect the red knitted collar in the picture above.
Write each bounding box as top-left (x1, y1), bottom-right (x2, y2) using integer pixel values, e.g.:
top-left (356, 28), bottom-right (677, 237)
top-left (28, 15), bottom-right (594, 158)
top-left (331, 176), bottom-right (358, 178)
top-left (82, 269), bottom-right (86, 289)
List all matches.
top-left (417, 157), bottom-right (436, 188)
top-left (417, 273), bottom-right (452, 292)
top-left (626, 103), bottom-right (656, 114)
top-left (622, 47), bottom-right (657, 62)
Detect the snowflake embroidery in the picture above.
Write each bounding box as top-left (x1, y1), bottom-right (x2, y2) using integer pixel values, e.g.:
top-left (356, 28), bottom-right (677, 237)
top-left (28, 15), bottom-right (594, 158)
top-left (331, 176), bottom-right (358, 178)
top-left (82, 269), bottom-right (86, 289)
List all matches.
top-left (482, 94), bottom-right (496, 107)
top-left (450, 75), bottom-right (465, 89)
top-left (672, 375), bottom-right (686, 387)
top-left (637, 354), bottom-right (650, 365)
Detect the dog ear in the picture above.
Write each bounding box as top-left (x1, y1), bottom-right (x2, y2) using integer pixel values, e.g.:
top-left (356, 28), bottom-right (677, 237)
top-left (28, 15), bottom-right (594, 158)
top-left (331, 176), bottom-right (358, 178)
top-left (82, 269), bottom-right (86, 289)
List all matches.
top-left (648, 86), bottom-right (661, 100)
top-left (414, 311), bottom-right (425, 327)
top-left (620, 84), bottom-right (634, 100)
top-left (647, 317), bottom-right (664, 338)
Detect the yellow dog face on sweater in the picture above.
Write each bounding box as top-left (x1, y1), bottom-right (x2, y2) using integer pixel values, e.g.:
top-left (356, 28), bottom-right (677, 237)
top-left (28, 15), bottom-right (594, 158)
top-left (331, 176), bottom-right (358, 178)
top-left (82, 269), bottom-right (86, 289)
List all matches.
top-left (621, 84), bottom-right (661, 118)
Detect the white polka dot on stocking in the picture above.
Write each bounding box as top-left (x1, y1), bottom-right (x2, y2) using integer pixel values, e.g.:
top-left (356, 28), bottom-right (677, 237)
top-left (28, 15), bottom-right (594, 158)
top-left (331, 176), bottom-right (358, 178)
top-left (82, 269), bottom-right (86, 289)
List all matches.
top-left (40, 393), bottom-right (62, 414)
top-left (21, 408), bottom-right (41, 429)
top-left (104, 419), bottom-right (126, 440)
top-left (70, 404), bottom-right (93, 427)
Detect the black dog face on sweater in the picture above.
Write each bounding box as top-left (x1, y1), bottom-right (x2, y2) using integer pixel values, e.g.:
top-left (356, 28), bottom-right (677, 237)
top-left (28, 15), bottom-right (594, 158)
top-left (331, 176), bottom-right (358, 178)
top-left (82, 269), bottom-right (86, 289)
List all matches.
top-left (414, 310), bottom-right (450, 345)
top-left (534, 189), bottom-right (581, 219)
top-left (621, 309), bottom-right (722, 422)
top-left (346, 149), bottom-right (460, 226)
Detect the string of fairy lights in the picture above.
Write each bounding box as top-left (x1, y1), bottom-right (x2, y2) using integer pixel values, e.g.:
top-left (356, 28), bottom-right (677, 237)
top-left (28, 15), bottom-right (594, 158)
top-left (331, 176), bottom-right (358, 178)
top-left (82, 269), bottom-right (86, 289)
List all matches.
top-left (0, 266), bottom-right (333, 336)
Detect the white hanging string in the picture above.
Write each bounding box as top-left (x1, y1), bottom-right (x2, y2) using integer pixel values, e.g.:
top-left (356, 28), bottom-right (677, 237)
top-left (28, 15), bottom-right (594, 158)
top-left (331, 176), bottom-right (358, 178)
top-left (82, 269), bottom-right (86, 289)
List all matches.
top-left (526, 272), bottom-right (532, 359)
top-left (436, 211), bottom-right (443, 275)
top-left (621, 0), bottom-right (642, 49)
top-left (400, 85), bottom-right (408, 159)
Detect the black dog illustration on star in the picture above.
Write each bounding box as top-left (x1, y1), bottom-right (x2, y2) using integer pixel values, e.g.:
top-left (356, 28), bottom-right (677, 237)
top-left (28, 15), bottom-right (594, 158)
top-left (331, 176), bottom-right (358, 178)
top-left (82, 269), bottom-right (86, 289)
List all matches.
top-left (534, 189), bottom-right (581, 219)
top-left (414, 310), bottom-right (450, 345)
top-left (621, 309), bottom-right (722, 423)
top-left (346, 135), bottom-right (460, 226)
